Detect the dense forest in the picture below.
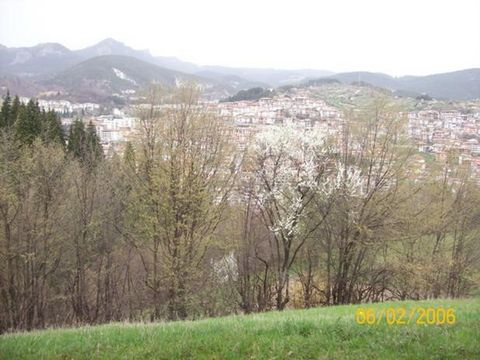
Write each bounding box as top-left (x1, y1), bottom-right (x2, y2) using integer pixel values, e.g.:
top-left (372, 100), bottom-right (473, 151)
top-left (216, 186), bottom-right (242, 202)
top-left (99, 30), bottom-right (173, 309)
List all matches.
top-left (0, 85), bottom-right (479, 333)
top-left (221, 87), bottom-right (276, 102)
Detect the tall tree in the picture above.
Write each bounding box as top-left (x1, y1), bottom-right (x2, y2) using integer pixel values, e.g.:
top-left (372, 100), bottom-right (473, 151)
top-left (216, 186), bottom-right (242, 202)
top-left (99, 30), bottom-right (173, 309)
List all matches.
top-left (320, 97), bottom-right (414, 305)
top-left (10, 96), bottom-right (20, 129)
top-left (67, 120), bottom-right (102, 167)
top-left (15, 99), bottom-right (42, 145)
top-left (248, 125), bottom-right (340, 310)
top-left (127, 84), bottom-right (239, 320)
top-left (0, 91), bottom-right (11, 129)
top-left (41, 110), bottom-right (65, 146)
top-left (0, 138), bottom-right (69, 331)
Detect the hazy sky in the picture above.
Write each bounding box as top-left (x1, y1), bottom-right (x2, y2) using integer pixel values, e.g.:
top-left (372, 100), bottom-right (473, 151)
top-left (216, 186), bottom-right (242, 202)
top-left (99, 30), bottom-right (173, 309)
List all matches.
top-left (1, 0), bottom-right (479, 76)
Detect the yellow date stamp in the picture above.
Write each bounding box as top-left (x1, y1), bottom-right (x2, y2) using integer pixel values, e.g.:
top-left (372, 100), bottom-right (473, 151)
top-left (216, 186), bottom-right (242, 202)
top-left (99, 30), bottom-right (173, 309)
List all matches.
top-left (355, 306), bottom-right (456, 325)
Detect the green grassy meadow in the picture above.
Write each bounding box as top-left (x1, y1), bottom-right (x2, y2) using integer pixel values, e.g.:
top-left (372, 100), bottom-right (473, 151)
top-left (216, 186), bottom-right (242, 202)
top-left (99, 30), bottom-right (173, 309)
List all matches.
top-left (1, 298), bottom-right (479, 359)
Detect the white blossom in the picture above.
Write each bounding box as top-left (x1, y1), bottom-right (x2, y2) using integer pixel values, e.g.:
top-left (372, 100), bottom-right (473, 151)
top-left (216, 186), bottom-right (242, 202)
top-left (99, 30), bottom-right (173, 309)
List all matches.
top-left (212, 251), bottom-right (238, 282)
top-left (320, 162), bottom-right (365, 197)
top-left (252, 125), bottom-right (328, 238)
top-left (251, 125), bottom-right (366, 239)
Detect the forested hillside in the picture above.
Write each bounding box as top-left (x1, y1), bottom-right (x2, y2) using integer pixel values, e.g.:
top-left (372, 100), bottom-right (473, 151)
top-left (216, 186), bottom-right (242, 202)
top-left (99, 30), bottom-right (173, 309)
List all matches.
top-left (0, 85), bottom-right (479, 334)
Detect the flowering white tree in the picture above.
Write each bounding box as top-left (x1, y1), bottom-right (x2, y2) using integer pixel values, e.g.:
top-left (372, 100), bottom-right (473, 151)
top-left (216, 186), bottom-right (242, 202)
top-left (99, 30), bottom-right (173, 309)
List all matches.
top-left (249, 125), bottom-right (363, 309)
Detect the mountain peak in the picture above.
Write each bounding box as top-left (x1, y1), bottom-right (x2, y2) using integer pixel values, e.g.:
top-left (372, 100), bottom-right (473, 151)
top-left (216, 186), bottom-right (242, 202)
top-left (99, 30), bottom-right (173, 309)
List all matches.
top-left (33, 42), bottom-right (70, 51)
top-left (96, 38), bottom-right (124, 47)
top-left (74, 39), bottom-right (154, 64)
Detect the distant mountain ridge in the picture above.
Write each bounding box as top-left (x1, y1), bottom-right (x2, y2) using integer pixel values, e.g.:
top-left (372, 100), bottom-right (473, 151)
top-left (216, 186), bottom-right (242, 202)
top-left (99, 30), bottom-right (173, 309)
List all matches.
top-left (40, 55), bottom-right (265, 102)
top-left (0, 42), bottom-right (79, 76)
top-left (0, 38), bottom-right (331, 90)
top-left (42, 55), bottom-right (202, 102)
top-left (0, 38), bottom-right (479, 101)
top-left (324, 69), bottom-right (480, 100)
top-left (0, 38), bottom-right (186, 78)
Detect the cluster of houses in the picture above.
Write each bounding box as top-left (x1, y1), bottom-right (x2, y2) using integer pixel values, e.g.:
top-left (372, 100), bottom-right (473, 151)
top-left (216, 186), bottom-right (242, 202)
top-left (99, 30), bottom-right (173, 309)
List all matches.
top-left (408, 109), bottom-right (480, 175)
top-left (217, 92), bottom-right (343, 150)
top-left (60, 108), bottom-right (136, 153)
top-left (28, 89), bottom-right (480, 180)
top-left (20, 97), bottom-right (100, 115)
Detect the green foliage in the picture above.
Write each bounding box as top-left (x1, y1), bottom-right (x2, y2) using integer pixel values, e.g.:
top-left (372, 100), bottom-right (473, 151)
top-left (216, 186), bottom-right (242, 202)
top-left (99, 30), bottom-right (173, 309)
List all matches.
top-left (41, 110), bottom-right (65, 145)
top-left (66, 120), bottom-right (86, 158)
top-left (67, 119), bottom-right (102, 167)
top-left (0, 91), bottom-right (11, 129)
top-left (0, 92), bottom-right (65, 146)
top-left (10, 96), bottom-right (20, 129)
top-left (15, 99), bottom-right (42, 144)
top-left (123, 141), bottom-right (136, 169)
top-left (221, 87), bottom-right (275, 102)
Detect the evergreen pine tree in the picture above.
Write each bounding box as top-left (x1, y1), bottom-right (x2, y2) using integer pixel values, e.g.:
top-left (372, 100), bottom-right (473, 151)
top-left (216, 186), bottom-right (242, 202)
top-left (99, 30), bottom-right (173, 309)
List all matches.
top-left (10, 96), bottom-right (21, 128)
top-left (15, 99), bottom-right (42, 144)
top-left (67, 119), bottom-right (103, 167)
top-left (42, 110), bottom-right (65, 146)
top-left (123, 141), bottom-right (136, 169)
top-left (0, 91), bottom-right (11, 129)
top-left (86, 120), bottom-right (103, 165)
top-left (67, 119), bottom-right (87, 158)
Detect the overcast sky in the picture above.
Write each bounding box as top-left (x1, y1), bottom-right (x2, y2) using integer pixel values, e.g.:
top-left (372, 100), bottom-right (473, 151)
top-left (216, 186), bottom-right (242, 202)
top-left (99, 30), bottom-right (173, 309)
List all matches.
top-left (1, 0), bottom-right (479, 76)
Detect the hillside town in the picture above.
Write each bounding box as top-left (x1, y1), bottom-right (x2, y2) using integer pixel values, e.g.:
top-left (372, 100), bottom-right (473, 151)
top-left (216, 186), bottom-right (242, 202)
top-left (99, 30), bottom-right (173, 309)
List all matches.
top-left (22, 88), bottom-right (480, 177)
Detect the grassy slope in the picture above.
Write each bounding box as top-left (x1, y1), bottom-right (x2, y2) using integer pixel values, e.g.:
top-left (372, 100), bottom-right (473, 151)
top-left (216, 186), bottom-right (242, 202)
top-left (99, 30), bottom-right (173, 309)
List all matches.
top-left (1, 298), bottom-right (479, 359)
